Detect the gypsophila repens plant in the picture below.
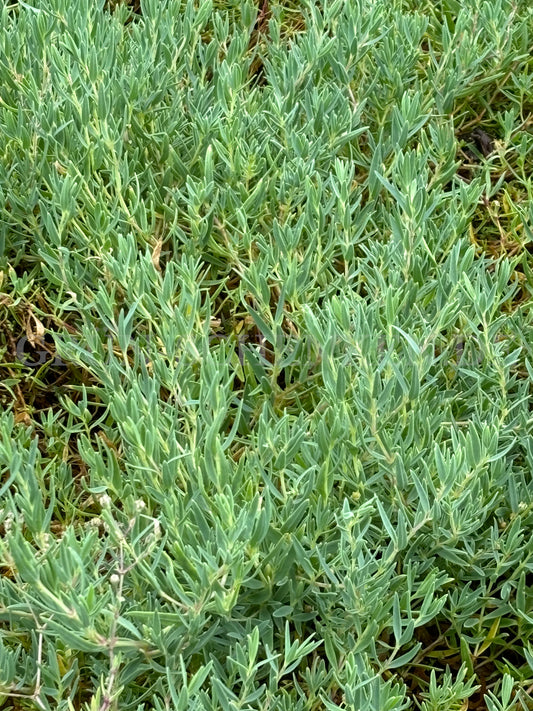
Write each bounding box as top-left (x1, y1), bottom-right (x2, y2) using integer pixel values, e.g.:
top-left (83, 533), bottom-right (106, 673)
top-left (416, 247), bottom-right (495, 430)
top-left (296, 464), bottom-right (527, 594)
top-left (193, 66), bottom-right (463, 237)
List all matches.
top-left (0, 0), bottom-right (533, 708)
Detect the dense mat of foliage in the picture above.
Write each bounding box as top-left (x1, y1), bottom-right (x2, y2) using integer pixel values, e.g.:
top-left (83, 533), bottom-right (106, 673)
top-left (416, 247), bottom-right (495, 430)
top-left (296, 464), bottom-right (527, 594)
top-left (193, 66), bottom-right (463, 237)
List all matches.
top-left (0, 0), bottom-right (533, 708)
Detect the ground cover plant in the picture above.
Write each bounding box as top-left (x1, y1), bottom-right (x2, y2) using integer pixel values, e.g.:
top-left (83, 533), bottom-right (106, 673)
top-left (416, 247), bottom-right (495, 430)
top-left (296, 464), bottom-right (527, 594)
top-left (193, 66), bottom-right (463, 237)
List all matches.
top-left (0, 0), bottom-right (533, 708)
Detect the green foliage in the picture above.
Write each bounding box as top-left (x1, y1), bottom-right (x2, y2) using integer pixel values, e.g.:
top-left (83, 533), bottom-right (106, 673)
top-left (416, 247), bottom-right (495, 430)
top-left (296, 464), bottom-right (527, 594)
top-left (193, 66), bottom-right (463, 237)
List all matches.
top-left (0, 0), bottom-right (533, 709)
